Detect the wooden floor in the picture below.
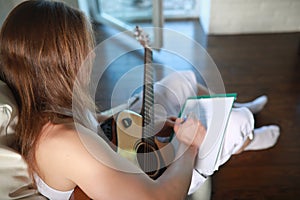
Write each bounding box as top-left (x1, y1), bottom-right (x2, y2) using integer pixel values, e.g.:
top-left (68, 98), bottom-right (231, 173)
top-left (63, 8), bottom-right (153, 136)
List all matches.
top-left (93, 20), bottom-right (300, 200)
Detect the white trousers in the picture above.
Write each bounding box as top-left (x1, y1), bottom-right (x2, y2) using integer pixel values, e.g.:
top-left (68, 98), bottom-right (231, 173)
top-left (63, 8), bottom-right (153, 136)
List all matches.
top-left (130, 71), bottom-right (254, 194)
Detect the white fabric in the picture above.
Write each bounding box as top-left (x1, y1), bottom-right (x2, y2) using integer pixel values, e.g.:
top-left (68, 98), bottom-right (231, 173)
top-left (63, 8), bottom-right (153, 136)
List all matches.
top-left (189, 107), bottom-right (254, 194)
top-left (0, 80), bottom-right (18, 146)
top-left (244, 125), bottom-right (280, 151)
top-left (130, 70), bottom-right (198, 118)
top-left (0, 80), bottom-right (45, 199)
top-left (130, 71), bottom-right (254, 194)
top-left (0, 145), bottom-right (40, 200)
top-left (0, 147), bottom-right (46, 200)
top-left (33, 174), bottom-right (73, 200)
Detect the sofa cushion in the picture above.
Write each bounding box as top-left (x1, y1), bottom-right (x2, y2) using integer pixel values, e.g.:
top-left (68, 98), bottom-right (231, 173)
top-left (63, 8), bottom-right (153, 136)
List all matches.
top-left (0, 80), bottom-right (46, 199)
top-left (0, 80), bottom-right (18, 147)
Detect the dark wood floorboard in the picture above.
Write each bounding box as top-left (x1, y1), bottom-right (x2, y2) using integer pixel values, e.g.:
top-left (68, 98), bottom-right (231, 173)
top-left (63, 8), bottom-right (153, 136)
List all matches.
top-left (93, 20), bottom-right (300, 200)
top-left (206, 31), bottom-right (300, 200)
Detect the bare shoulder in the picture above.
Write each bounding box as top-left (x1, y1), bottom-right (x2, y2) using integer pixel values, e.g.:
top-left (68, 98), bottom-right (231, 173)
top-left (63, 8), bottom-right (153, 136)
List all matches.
top-left (35, 122), bottom-right (112, 191)
top-left (36, 122), bottom-right (113, 171)
top-left (34, 123), bottom-right (77, 187)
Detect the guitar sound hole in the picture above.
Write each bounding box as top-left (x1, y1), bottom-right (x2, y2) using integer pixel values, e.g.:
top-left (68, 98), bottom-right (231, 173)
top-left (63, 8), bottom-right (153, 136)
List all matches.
top-left (136, 142), bottom-right (160, 179)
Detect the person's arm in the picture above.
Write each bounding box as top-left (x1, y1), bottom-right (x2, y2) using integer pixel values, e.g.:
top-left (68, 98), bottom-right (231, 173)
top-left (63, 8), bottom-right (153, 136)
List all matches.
top-left (154, 117), bottom-right (206, 199)
top-left (154, 144), bottom-right (199, 199)
top-left (43, 118), bottom-right (205, 200)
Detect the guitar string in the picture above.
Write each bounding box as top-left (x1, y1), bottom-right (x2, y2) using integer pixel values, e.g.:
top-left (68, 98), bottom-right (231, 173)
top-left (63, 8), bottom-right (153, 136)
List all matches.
top-left (144, 47), bottom-right (154, 173)
top-left (138, 29), bottom-right (160, 175)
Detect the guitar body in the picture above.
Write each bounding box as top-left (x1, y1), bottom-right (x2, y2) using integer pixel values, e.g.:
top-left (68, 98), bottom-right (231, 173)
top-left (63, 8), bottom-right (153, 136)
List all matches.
top-left (115, 110), bottom-right (142, 165)
top-left (115, 110), bottom-right (174, 179)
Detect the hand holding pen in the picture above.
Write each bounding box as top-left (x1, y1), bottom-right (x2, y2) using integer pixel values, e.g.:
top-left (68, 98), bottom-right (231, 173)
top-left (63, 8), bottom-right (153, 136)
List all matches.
top-left (174, 113), bottom-right (207, 151)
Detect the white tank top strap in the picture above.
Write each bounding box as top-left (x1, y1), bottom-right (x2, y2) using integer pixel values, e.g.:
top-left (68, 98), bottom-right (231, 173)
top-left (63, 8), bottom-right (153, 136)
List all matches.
top-left (33, 173), bottom-right (74, 200)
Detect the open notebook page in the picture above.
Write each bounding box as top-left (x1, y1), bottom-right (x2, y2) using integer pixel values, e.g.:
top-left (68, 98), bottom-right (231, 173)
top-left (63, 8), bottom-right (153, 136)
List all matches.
top-left (179, 94), bottom-right (236, 176)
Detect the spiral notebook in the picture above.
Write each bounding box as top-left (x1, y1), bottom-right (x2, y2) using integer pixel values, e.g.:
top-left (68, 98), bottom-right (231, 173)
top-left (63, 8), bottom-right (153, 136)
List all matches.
top-left (179, 93), bottom-right (236, 176)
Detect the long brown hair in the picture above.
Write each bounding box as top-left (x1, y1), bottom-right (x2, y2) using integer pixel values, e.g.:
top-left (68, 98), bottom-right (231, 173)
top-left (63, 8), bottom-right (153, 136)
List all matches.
top-left (0, 0), bottom-right (95, 174)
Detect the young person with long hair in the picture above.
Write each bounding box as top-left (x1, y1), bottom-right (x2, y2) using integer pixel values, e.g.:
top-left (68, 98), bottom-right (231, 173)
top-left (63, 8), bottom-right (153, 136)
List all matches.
top-left (0, 1), bottom-right (279, 199)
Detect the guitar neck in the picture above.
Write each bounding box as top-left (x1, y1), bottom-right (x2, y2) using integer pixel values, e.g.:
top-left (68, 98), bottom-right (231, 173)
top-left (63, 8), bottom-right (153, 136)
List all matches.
top-left (141, 46), bottom-right (154, 139)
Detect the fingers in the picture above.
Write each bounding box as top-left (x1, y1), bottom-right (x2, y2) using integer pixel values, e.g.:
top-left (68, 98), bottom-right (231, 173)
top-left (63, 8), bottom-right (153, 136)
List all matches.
top-left (174, 118), bottom-right (183, 133)
top-left (174, 116), bottom-right (206, 149)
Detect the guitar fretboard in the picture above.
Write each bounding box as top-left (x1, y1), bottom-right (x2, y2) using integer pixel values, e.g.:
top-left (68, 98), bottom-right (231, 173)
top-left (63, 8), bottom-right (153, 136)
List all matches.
top-left (141, 47), bottom-right (154, 139)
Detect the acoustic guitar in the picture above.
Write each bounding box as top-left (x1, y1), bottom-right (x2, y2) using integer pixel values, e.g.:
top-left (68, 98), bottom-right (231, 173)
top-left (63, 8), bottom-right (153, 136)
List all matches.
top-left (100, 26), bottom-right (174, 179)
